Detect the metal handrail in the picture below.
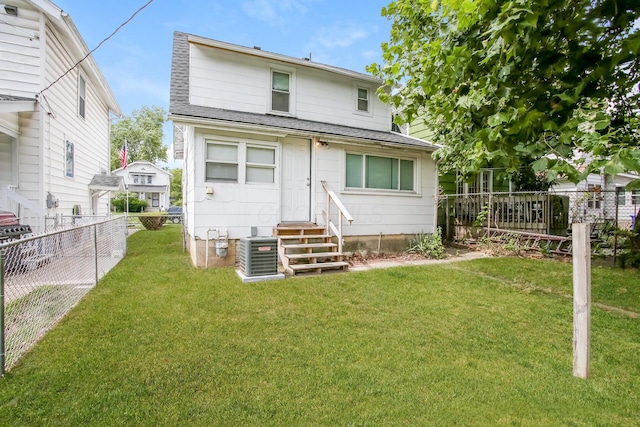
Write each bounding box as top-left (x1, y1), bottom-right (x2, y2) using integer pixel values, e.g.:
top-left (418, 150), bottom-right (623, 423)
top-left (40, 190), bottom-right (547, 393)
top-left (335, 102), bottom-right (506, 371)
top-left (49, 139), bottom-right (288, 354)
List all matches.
top-left (320, 181), bottom-right (353, 253)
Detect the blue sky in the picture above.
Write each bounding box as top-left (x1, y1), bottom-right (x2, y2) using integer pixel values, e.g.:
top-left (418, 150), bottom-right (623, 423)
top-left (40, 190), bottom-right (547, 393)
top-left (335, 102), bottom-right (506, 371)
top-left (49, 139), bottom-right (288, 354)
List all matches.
top-left (54, 0), bottom-right (393, 168)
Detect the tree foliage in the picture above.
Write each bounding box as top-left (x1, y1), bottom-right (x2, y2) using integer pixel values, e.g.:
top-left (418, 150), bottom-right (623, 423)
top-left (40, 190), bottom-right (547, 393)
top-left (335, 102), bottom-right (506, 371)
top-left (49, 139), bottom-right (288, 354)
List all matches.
top-left (369, 0), bottom-right (640, 184)
top-left (169, 167), bottom-right (182, 206)
top-left (111, 105), bottom-right (168, 170)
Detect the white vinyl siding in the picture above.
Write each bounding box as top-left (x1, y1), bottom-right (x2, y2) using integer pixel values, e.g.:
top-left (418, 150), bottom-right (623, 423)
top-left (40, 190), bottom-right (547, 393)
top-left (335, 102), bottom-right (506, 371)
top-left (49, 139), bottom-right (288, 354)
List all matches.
top-left (188, 43), bottom-right (388, 131)
top-left (0, 6), bottom-right (41, 97)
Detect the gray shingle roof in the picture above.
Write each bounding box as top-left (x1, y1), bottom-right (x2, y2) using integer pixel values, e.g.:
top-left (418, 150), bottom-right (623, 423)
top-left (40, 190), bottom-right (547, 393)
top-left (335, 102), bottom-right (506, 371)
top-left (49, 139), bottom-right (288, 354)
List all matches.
top-left (169, 32), bottom-right (437, 151)
top-left (88, 175), bottom-right (124, 191)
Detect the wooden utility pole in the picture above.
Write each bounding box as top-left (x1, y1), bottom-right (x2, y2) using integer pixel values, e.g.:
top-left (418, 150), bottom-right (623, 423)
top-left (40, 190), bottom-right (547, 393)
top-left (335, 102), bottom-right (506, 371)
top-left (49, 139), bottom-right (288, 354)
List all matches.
top-left (573, 223), bottom-right (591, 379)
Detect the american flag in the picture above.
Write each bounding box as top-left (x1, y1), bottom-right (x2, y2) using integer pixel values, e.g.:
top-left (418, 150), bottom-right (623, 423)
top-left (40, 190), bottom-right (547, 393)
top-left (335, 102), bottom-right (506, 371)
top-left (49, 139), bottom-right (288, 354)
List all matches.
top-left (119, 140), bottom-right (127, 169)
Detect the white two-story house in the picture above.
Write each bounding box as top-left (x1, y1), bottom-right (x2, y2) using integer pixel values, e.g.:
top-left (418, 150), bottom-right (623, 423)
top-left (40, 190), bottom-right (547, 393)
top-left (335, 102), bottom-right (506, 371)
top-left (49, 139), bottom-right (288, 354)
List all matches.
top-left (112, 161), bottom-right (173, 212)
top-left (0, 0), bottom-right (121, 233)
top-left (169, 31), bottom-right (438, 269)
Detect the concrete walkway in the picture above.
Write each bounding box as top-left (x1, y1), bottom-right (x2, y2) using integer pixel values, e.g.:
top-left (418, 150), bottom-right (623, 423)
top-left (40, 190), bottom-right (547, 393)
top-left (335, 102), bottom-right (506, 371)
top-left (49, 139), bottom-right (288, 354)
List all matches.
top-left (349, 250), bottom-right (487, 272)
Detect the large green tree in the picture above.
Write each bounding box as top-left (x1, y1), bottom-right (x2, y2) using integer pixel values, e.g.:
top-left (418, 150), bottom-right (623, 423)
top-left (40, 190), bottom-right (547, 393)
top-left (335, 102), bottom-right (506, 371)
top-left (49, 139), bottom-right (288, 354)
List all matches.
top-left (369, 0), bottom-right (640, 184)
top-left (111, 105), bottom-right (168, 170)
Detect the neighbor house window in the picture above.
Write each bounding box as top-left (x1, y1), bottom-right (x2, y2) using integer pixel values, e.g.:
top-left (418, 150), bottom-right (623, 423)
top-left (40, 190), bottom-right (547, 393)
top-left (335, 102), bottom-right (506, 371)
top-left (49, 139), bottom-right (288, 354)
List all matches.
top-left (346, 153), bottom-right (414, 191)
top-left (633, 190), bottom-right (640, 204)
top-left (65, 141), bottom-right (74, 177)
top-left (246, 146), bottom-right (276, 183)
top-left (132, 174), bottom-right (153, 185)
top-left (78, 74), bottom-right (86, 119)
top-left (206, 143), bottom-right (239, 182)
top-left (206, 140), bottom-right (277, 184)
top-left (271, 71), bottom-right (290, 113)
top-left (616, 188), bottom-right (626, 206)
top-left (152, 192), bottom-right (159, 207)
top-left (587, 185), bottom-right (602, 209)
top-left (357, 88), bottom-right (369, 112)
top-left (456, 170), bottom-right (492, 195)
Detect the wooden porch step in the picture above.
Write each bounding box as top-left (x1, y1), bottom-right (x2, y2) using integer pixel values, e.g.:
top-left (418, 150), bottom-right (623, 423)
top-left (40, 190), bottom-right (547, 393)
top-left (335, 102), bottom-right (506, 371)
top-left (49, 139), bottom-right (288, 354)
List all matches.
top-left (277, 234), bottom-right (332, 241)
top-left (286, 252), bottom-right (343, 260)
top-left (281, 242), bottom-right (337, 250)
top-left (289, 261), bottom-right (349, 273)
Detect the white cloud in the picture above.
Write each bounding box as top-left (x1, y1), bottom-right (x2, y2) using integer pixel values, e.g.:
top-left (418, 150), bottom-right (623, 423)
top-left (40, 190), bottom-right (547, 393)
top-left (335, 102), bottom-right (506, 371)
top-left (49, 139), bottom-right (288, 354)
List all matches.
top-left (315, 25), bottom-right (368, 48)
top-left (241, 0), bottom-right (310, 25)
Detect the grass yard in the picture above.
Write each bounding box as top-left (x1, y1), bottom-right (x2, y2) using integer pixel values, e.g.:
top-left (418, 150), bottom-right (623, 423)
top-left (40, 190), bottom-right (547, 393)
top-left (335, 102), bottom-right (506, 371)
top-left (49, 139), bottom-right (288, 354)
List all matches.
top-left (0, 225), bottom-right (638, 426)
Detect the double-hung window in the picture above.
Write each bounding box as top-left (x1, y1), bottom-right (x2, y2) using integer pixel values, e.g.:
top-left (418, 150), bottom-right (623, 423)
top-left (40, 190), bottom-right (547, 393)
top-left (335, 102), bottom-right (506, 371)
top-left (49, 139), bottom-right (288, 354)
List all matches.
top-left (271, 71), bottom-right (290, 113)
top-left (346, 153), bottom-right (414, 192)
top-left (78, 74), bottom-right (86, 119)
top-left (206, 140), bottom-right (276, 184)
top-left (246, 146), bottom-right (275, 183)
top-left (633, 190), bottom-right (640, 204)
top-left (357, 88), bottom-right (369, 112)
top-left (206, 143), bottom-right (239, 182)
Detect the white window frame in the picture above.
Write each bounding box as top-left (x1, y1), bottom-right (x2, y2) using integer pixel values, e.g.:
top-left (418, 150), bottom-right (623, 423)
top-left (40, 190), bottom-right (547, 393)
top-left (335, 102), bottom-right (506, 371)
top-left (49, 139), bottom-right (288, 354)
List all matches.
top-left (65, 140), bottom-right (74, 178)
top-left (269, 67), bottom-right (296, 116)
top-left (353, 84), bottom-right (373, 117)
top-left (205, 138), bottom-right (278, 185)
top-left (78, 73), bottom-right (86, 119)
top-left (456, 170), bottom-right (493, 196)
top-left (356, 87), bottom-right (369, 112)
top-left (344, 151), bottom-right (417, 193)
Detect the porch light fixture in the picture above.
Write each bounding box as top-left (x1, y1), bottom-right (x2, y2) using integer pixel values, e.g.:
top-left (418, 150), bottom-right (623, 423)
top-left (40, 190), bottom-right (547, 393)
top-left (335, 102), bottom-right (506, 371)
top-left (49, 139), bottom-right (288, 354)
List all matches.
top-left (316, 140), bottom-right (328, 148)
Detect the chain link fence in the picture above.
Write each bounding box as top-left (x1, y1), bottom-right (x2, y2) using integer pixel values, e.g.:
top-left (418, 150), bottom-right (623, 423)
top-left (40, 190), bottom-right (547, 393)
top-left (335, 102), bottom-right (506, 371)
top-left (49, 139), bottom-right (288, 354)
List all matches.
top-left (0, 216), bottom-right (127, 372)
top-left (439, 189), bottom-right (639, 258)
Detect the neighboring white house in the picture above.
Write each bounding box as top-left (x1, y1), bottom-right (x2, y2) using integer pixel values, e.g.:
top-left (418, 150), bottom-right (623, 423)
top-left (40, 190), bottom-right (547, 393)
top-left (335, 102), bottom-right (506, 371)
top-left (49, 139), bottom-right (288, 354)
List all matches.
top-left (0, 0), bottom-right (121, 233)
top-left (552, 171), bottom-right (640, 229)
top-left (169, 31), bottom-right (439, 268)
top-left (112, 161), bottom-right (173, 212)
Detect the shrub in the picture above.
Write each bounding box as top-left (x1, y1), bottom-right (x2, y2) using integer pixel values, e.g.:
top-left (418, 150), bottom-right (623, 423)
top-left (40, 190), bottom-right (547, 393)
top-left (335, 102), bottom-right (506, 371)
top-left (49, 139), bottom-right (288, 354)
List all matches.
top-left (408, 228), bottom-right (446, 259)
top-left (111, 193), bottom-right (148, 213)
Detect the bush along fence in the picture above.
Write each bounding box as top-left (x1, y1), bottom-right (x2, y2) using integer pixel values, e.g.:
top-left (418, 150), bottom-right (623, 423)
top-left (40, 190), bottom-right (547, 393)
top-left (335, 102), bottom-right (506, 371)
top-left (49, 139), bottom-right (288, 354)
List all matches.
top-left (0, 216), bottom-right (127, 373)
top-left (438, 189), bottom-right (640, 260)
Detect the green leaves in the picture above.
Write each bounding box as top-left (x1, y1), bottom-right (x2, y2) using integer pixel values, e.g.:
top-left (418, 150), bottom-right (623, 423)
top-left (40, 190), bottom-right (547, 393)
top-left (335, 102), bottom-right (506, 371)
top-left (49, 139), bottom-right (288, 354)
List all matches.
top-left (371, 0), bottom-right (640, 182)
top-left (110, 105), bottom-right (168, 170)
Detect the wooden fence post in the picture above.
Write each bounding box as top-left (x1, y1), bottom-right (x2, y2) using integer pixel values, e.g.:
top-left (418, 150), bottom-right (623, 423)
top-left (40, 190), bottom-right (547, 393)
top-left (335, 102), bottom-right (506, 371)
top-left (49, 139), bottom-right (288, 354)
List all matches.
top-left (573, 223), bottom-right (591, 379)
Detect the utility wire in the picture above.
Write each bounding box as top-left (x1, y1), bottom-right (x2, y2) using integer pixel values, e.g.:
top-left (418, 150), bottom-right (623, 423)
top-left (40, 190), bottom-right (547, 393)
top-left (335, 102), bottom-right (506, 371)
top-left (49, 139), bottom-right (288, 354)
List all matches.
top-left (38, 0), bottom-right (155, 97)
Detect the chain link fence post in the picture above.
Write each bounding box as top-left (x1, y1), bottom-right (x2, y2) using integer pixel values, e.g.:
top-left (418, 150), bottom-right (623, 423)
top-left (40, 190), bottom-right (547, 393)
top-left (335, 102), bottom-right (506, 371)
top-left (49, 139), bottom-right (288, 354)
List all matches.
top-left (0, 247), bottom-right (5, 376)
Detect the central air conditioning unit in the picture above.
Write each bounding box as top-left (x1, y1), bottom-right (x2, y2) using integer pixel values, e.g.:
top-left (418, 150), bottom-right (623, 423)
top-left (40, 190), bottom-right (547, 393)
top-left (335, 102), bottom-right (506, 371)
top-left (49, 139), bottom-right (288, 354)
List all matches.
top-left (238, 237), bottom-right (278, 276)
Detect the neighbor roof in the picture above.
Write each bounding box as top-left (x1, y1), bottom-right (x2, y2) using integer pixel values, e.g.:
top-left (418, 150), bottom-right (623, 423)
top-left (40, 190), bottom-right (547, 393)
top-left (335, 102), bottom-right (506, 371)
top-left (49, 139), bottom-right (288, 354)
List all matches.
top-left (169, 32), bottom-right (437, 151)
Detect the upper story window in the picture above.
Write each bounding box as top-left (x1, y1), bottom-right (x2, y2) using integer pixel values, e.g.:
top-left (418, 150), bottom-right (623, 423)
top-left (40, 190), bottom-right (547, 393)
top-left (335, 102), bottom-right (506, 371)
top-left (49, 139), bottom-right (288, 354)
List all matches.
top-left (78, 74), bottom-right (86, 119)
top-left (357, 88), bottom-right (369, 112)
top-left (346, 152), bottom-right (414, 192)
top-left (271, 71), bottom-right (290, 113)
top-left (132, 174), bottom-right (153, 185)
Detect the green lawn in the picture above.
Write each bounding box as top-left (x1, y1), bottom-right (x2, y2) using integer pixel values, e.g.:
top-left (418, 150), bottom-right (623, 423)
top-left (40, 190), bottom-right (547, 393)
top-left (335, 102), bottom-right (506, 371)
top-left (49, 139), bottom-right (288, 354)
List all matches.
top-left (0, 226), bottom-right (639, 426)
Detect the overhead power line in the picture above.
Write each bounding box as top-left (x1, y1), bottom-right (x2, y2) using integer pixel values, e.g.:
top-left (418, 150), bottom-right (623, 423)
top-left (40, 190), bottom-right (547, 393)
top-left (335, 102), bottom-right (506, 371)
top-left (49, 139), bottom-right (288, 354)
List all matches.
top-left (38, 0), bottom-right (155, 97)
